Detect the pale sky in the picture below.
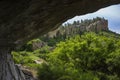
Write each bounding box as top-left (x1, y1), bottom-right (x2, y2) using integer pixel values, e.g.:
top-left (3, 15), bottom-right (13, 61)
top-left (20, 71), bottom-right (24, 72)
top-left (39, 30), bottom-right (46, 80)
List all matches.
top-left (64, 4), bottom-right (120, 34)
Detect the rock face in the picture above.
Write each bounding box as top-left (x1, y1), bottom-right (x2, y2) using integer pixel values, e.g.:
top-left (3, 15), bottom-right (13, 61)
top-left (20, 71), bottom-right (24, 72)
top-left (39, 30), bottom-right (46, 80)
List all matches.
top-left (16, 64), bottom-right (36, 80)
top-left (22, 69), bottom-right (36, 80)
top-left (0, 48), bottom-right (26, 80)
top-left (47, 17), bottom-right (109, 37)
top-left (28, 39), bottom-right (47, 50)
top-left (32, 41), bottom-right (46, 50)
top-left (86, 18), bottom-right (108, 32)
top-left (0, 0), bottom-right (120, 47)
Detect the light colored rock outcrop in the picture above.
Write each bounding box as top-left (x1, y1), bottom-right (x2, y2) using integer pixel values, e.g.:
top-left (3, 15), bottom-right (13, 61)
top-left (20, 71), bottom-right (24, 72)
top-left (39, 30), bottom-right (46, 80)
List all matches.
top-left (32, 40), bottom-right (46, 50)
top-left (86, 19), bottom-right (108, 32)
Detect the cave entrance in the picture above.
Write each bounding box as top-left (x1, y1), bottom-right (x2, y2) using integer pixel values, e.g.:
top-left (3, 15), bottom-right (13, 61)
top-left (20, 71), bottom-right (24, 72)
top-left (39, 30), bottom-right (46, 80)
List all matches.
top-left (0, 2), bottom-right (120, 80)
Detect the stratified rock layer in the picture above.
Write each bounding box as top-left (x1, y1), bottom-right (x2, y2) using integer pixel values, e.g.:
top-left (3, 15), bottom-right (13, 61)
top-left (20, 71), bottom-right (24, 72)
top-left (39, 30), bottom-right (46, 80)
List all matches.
top-left (86, 18), bottom-right (108, 32)
top-left (0, 0), bottom-right (120, 46)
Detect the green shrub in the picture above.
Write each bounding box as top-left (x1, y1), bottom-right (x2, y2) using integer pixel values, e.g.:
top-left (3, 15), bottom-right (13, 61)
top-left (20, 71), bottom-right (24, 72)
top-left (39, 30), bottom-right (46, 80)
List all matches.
top-left (37, 32), bottom-right (120, 80)
top-left (57, 76), bottom-right (72, 80)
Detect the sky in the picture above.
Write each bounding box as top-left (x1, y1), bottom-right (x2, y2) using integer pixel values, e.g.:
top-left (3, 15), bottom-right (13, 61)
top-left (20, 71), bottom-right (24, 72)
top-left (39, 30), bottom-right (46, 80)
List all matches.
top-left (64, 4), bottom-right (120, 34)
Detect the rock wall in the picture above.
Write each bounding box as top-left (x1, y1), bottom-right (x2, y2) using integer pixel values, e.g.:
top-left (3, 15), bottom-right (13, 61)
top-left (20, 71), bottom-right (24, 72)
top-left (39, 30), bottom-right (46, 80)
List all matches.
top-left (32, 41), bottom-right (46, 50)
top-left (86, 19), bottom-right (108, 32)
top-left (16, 64), bottom-right (37, 80)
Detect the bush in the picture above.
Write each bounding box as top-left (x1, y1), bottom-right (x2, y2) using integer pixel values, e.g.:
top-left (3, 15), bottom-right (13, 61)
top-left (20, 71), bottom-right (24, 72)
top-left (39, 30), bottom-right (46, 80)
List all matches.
top-left (37, 32), bottom-right (120, 80)
top-left (57, 76), bottom-right (72, 80)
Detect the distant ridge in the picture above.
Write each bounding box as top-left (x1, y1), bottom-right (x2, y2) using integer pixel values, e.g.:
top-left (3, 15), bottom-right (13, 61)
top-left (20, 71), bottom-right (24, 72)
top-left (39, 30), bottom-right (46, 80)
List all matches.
top-left (45, 17), bottom-right (109, 38)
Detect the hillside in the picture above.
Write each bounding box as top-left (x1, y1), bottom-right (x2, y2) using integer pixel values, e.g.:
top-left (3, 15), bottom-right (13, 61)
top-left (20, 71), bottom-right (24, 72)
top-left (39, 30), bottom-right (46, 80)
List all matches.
top-left (12, 17), bottom-right (120, 80)
top-left (19, 17), bottom-right (110, 51)
top-left (45, 17), bottom-right (108, 38)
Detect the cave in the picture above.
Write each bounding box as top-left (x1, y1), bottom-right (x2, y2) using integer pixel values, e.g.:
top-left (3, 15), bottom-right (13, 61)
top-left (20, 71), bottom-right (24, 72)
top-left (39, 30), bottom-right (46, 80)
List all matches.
top-left (0, 0), bottom-right (120, 80)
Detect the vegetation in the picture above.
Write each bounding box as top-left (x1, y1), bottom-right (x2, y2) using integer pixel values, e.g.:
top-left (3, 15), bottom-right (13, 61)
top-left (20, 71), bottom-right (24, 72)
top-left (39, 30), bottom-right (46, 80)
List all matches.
top-left (37, 32), bottom-right (120, 80)
top-left (12, 17), bottom-right (120, 80)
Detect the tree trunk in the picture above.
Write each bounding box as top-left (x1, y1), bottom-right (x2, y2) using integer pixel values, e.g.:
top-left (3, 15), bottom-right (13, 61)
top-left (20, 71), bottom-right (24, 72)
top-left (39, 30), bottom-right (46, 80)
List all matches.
top-left (0, 47), bottom-right (26, 80)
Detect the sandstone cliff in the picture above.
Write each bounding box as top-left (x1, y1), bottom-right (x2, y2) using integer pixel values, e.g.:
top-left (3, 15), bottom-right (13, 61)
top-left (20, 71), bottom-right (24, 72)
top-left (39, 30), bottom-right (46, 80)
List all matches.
top-left (86, 18), bottom-right (108, 32)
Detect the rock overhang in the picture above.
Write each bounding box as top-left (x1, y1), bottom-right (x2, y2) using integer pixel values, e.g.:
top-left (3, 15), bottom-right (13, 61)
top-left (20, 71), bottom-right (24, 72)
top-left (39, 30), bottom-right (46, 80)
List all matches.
top-left (0, 0), bottom-right (120, 47)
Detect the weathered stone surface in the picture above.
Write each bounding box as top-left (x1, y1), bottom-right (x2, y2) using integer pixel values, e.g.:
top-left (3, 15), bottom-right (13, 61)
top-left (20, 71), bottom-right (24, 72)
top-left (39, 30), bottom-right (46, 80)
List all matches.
top-left (0, 0), bottom-right (120, 47)
top-left (45, 18), bottom-right (109, 38)
top-left (0, 48), bottom-right (26, 80)
top-left (86, 18), bottom-right (108, 32)
top-left (16, 64), bottom-right (37, 80)
top-left (32, 40), bottom-right (46, 50)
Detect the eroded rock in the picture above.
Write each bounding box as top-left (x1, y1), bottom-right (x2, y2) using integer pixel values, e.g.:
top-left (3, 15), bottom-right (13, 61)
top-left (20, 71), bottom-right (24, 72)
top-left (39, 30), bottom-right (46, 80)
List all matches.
top-left (16, 64), bottom-right (37, 80)
top-left (86, 18), bottom-right (108, 32)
